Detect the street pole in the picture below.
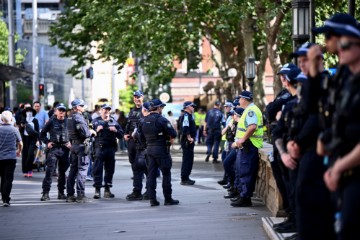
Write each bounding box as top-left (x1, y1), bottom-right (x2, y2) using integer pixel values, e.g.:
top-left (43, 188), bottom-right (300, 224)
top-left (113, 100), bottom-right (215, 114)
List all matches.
top-left (8, 0), bottom-right (17, 108)
top-left (111, 61), bottom-right (119, 110)
top-left (348, 0), bottom-right (355, 17)
top-left (32, 0), bottom-right (38, 102)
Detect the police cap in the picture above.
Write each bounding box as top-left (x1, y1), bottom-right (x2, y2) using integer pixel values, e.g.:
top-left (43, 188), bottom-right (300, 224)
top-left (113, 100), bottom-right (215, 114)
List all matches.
top-left (183, 101), bottom-right (196, 109)
top-left (56, 103), bottom-right (67, 110)
top-left (149, 98), bottom-right (166, 110)
top-left (71, 99), bottom-right (86, 108)
top-left (133, 90), bottom-right (144, 97)
top-left (233, 107), bottom-right (245, 116)
top-left (312, 13), bottom-right (358, 36)
top-left (143, 102), bottom-right (151, 111)
top-left (239, 91), bottom-right (253, 100)
top-left (277, 63), bottom-right (297, 75)
top-left (101, 104), bottom-right (112, 110)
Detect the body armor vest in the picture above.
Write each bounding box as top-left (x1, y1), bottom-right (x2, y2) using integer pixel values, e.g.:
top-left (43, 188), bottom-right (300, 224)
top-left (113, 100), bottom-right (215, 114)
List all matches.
top-left (142, 114), bottom-right (166, 146)
top-left (49, 118), bottom-right (69, 143)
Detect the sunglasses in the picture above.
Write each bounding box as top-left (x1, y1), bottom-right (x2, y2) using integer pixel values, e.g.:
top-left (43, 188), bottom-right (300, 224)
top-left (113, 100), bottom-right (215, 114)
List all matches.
top-left (133, 96), bottom-right (141, 99)
top-left (338, 40), bottom-right (360, 51)
top-left (58, 109), bottom-right (66, 112)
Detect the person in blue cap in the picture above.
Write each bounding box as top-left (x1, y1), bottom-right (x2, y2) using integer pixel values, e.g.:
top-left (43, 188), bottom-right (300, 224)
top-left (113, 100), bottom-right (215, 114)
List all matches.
top-left (179, 101), bottom-right (197, 185)
top-left (40, 103), bottom-right (71, 201)
top-left (124, 90), bottom-right (144, 180)
top-left (125, 102), bottom-right (151, 201)
top-left (203, 100), bottom-right (225, 163)
top-left (321, 17), bottom-right (360, 240)
top-left (66, 98), bottom-right (95, 203)
top-left (231, 90), bottom-right (263, 207)
top-left (221, 107), bottom-right (244, 199)
top-left (138, 98), bottom-right (178, 206)
top-left (92, 104), bottom-right (123, 199)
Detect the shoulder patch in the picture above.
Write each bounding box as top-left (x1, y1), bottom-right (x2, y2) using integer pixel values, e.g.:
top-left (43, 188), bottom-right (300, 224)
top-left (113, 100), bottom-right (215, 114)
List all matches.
top-left (280, 92), bottom-right (291, 100)
top-left (183, 115), bottom-right (189, 127)
top-left (167, 123), bottom-right (172, 128)
top-left (248, 111), bottom-right (254, 117)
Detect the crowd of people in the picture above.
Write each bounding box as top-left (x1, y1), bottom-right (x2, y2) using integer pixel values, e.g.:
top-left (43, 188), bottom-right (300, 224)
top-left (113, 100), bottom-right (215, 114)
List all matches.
top-left (1, 11), bottom-right (360, 240)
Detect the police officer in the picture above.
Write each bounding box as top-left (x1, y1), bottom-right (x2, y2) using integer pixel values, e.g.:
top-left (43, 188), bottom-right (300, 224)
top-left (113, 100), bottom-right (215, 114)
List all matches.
top-left (66, 99), bottom-right (95, 203)
top-left (126, 102), bottom-right (151, 201)
top-left (203, 100), bottom-right (225, 163)
top-left (179, 101), bottom-right (197, 185)
top-left (321, 20), bottom-right (360, 240)
top-left (231, 91), bottom-right (263, 207)
top-left (40, 103), bottom-right (71, 201)
top-left (124, 90), bottom-right (144, 177)
top-left (138, 99), bottom-right (178, 206)
top-left (265, 63), bottom-right (297, 224)
top-left (92, 104), bottom-right (123, 199)
top-left (223, 107), bottom-right (244, 199)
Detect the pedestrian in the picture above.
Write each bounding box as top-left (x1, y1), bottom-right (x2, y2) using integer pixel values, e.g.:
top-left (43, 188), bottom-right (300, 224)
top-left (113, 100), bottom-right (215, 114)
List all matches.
top-left (231, 91), bottom-right (263, 207)
top-left (124, 90), bottom-right (144, 178)
top-left (20, 106), bottom-right (40, 178)
top-left (126, 102), bottom-right (151, 201)
top-left (39, 103), bottom-right (71, 201)
top-left (33, 101), bottom-right (49, 130)
top-left (66, 99), bottom-right (95, 203)
top-left (138, 98), bottom-right (178, 206)
top-left (179, 101), bottom-right (197, 185)
top-left (0, 111), bottom-right (23, 207)
top-left (203, 100), bottom-right (225, 163)
top-left (92, 104), bottom-right (123, 199)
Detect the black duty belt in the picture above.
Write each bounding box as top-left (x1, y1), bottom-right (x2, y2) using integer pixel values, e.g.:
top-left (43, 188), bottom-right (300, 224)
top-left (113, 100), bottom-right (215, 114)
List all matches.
top-left (52, 143), bottom-right (67, 147)
top-left (71, 140), bottom-right (83, 144)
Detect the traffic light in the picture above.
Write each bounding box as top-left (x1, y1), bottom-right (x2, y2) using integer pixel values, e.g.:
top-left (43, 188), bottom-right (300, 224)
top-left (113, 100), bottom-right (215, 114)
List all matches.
top-left (39, 84), bottom-right (45, 96)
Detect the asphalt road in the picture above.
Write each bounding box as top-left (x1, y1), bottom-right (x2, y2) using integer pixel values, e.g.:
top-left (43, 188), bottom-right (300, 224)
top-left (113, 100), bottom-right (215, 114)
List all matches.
top-left (0, 145), bottom-right (270, 240)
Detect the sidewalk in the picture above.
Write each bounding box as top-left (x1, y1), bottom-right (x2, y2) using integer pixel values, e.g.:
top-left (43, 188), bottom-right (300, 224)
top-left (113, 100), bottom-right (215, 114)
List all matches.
top-left (0, 144), bottom-right (271, 240)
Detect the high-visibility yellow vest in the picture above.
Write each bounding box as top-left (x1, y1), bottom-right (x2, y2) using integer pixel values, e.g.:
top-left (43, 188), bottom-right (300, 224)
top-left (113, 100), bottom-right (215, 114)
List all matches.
top-left (235, 104), bottom-right (263, 148)
top-left (199, 113), bottom-right (206, 126)
top-left (194, 112), bottom-right (201, 126)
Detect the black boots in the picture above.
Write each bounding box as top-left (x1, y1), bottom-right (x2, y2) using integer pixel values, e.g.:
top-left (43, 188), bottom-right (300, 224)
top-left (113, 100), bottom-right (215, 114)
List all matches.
top-left (93, 188), bottom-right (101, 199)
top-left (164, 198), bottom-right (180, 206)
top-left (126, 192), bottom-right (143, 201)
top-left (104, 187), bottom-right (115, 198)
top-left (57, 192), bottom-right (66, 200)
top-left (40, 192), bottom-right (50, 201)
top-left (230, 197), bottom-right (252, 207)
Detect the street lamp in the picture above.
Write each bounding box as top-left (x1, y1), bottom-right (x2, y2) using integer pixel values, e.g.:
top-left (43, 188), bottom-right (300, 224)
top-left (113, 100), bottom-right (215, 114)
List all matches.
top-left (292, 0), bottom-right (310, 50)
top-left (246, 57), bottom-right (256, 93)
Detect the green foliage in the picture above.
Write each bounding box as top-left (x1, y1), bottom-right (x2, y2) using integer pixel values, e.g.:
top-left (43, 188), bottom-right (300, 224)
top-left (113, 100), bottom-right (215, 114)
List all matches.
top-left (0, 18), bottom-right (27, 65)
top-left (119, 84), bottom-right (138, 114)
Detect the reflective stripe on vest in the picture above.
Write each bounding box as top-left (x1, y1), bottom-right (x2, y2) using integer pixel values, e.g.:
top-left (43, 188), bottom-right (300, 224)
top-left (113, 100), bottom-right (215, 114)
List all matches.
top-left (236, 105), bottom-right (263, 148)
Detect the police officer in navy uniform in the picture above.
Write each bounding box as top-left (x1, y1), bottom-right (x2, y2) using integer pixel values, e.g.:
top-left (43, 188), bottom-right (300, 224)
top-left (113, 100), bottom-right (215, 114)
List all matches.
top-left (179, 101), bottom-right (197, 185)
top-left (92, 104), bottom-right (123, 199)
top-left (124, 90), bottom-right (144, 177)
top-left (40, 103), bottom-right (71, 201)
top-left (66, 99), bottom-right (95, 203)
top-left (138, 99), bottom-right (178, 207)
top-left (126, 102), bottom-right (151, 201)
top-left (231, 91), bottom-right (263, 207)
top-left (203, 100), bottom-right (225, 163)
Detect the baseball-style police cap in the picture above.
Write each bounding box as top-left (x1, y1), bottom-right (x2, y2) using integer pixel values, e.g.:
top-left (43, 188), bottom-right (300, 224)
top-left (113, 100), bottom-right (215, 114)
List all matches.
top-left (291, 42), bottom-right (315, 58)
top-left (285, 67), bottom-right (302, 82)
top-left (56, 103), bottom-right (66, 110)
top-left (101, 104), bottom-right (111, 110)
top-left (239, 90), bottom-right (253, 100)
top-left (71, 99), bottom-right (86, 107)
top-left (150, 98), bottom-right (166, 109)
top-left (143, 102), bottom-right (151, 111)
top-left (294, 72), bottom-right (308, 83)
top-left (232, 99), bottom-right (239, 107)
top-left (233, 107), bottom-right (245, 116)
top-left (333, 21), bottom-right (360, 38)
top-left (277, 63), bottom-right (297, 75)
top-left (133, 90), bottom-right (144, 97)
top-left (228, 110), bottom-right (234, 116)
top-left (224, 101), bottom-right (233, 107)
top-left (312, 13), bottom-right (358, 35)
top-left (214, 100), bottom-right (221, 106)
top-left (183, 101), bottom-right (196, 109)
